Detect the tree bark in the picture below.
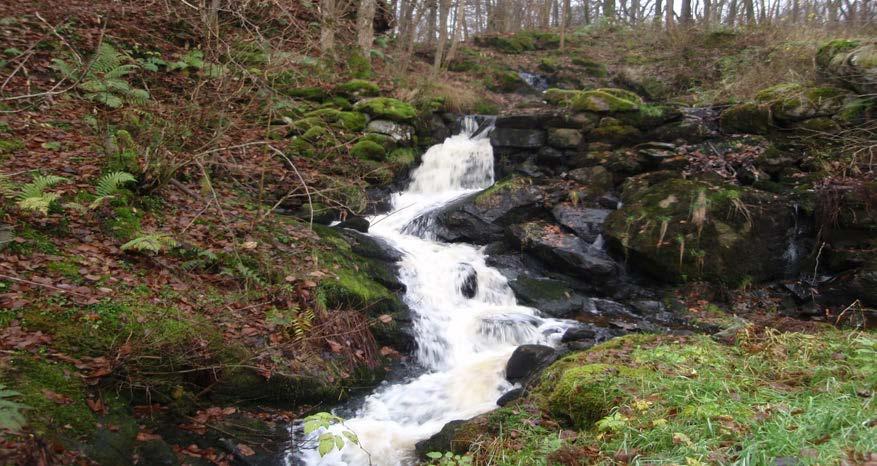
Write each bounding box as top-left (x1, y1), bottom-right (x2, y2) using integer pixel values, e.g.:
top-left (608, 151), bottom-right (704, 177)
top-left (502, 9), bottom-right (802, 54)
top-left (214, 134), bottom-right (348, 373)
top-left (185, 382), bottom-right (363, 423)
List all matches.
top-left (445, 0), bottom-right (466, 67)
top-left (560, 0), bottom-right (571, 49)
top-left (654, 0), bottom-right (663, 24)
top-left (744, 0), bottom-right (754, 23)
top-left (356, 0), bottom-right (377, 59)
top-left (665, 0), bottom-right (674, 28)
top-left (681, 0), bottom-right (693, 23)
top-left (432, 0), bottom-right (451, 76)
top-left (605, 0), bottom-right (616, 20)
top-left (320, 0), bottom-right (337, 58)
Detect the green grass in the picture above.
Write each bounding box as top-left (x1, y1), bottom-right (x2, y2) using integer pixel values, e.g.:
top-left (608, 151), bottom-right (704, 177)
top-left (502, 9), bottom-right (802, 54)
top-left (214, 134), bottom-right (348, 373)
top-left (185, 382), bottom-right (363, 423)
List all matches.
top-left (465, 330), bottom-right (877, 465)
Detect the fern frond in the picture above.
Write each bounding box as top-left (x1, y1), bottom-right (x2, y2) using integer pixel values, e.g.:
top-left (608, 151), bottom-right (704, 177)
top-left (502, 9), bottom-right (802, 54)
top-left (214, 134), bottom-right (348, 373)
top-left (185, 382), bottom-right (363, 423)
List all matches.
top-left (0, 384), bottom-right (28, 433)
top-left (121, 233), bottom-right (177, 254)
top-left (18, 193), bottom-right (60, 215)
top-left (105, 64), bottom-right (139, 79)
top-left (86, 92), bottom-right (124, 108)
top-left (50, 58), bottom-right (77, 79)
top-left (0, 174), bottom-right (15, 197)
top-left (17, 175), bottom-right (65, 201)
top-left (91, 43), bottom-right (123, 74)
top-left (96, 171), bottom-right (136, 197)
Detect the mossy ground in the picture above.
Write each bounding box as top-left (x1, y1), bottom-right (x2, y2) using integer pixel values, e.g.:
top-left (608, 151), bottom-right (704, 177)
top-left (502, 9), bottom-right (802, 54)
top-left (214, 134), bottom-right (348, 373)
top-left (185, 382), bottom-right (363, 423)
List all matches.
top-left (458, 328), bottom-right (876, 465)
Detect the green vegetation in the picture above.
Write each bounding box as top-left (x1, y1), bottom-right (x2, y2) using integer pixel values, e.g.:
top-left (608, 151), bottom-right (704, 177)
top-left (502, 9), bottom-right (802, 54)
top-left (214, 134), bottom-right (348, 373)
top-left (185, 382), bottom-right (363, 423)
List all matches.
top-left (353, 97), bottom-right (418, 122)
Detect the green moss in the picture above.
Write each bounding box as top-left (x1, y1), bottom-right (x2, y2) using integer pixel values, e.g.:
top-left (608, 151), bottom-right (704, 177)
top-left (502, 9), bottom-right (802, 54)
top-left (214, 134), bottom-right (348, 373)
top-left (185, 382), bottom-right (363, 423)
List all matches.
top-left (303, 108), bottom-right (367, 131)
top-left (347, 52), bottom-right (373, 79)
top-left (542, 363), bottom-right (625, 429)
top-left (539, 57), bottom-right (560, 73)
top-left (285, 87), bottom-right (328, 101)
top-left (720, 102), bottom-right (772, 134)
top-left (0, 138), bottom-right (23, 154)
top-left (590, 118), bottom-right (641, 144)
top-left (350, 140), bottom-right (387, 160)
top-left (486, 70), bottom-right (525, 93)
top-left (755, 83), bottom-right (848, 121)
top-left (360, 133), bottom-right (395, 150)
top-left (106, 206), bottom-right (142, 241)
top-left (335, 79), bottom-right (380, 97)
top-left (816, 38), bottom-right (862, 69)
top-left (47, 259), bottom-right (82, 282)
top-left (571, 88), bottom-right (641, 113)
top-left (388, 147), bottom-right (416, 166)
top-left (475, 176), bottom-right (531, 207)
top-left (544, 88), bottom-right (581, 106)
top-left (835, 97), bottom-right (874, 125)
top-left (320, 96), bottom-right (352, 110)
top-left (571, 57), bottom-right (608, 77)
top-left (6, 356), bottom-right (96, 437)
top-left (353, 97), bottom-right (417, 122)
top-left (6, 225), bottom-right (58, 255)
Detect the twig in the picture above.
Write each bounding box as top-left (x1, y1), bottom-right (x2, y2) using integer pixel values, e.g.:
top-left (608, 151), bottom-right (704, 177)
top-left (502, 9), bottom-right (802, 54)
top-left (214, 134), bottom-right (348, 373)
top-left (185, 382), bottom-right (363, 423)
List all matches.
top-left (0, 273), bottom-right (92, 297)
top-left (268, 145), bottom-right (314, 229)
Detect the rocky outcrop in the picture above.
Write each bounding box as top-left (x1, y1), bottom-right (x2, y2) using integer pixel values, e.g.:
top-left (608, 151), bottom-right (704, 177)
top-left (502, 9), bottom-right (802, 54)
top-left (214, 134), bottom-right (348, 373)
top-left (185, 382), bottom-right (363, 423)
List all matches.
top-left (505, 344), bottom-right (558, 384)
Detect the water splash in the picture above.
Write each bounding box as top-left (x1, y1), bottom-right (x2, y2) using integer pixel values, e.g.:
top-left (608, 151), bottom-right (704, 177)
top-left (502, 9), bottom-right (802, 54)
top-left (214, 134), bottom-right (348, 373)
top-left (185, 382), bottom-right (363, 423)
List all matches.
top-left (296, 117), bottom-right (574, 465)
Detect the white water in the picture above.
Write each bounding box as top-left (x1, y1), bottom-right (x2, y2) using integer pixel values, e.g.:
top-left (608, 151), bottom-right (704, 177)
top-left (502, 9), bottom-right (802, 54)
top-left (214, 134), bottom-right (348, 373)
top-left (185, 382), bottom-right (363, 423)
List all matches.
top-left (298, 118), bottom-right (574, 466)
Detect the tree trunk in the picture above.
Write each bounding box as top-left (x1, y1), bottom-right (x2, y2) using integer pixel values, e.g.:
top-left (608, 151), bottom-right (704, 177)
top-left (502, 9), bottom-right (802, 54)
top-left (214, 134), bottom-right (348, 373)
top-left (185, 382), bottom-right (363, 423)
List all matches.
top-left (356, 0), bottom-right (377, 59)
top-left (654, 0), bottom-right (663, 24)
top-left (432, 0), bottom-right (451, 76)
top-left (426, 0), bottom-right (437, 45)
top-left (560, 0), bottom-right (571, 49)
top-left (584, 0), bottom-right (592, 23)
top-left (445, 0), bottom-right (466, 68)
top-left (605, 0), bottom-right (616, 20)
top-left (320, 0), bottom-right (337, 58)
top-left (744, 0), bottom-right (754, 23)
top-left (727, 0), bottom-right (738, 23)
top-left (665, 0), bottom-right (674, 28)
top-left (681, 0), bottom-right (692, 23)
top-left (703, 0), bottom-right (711, 24)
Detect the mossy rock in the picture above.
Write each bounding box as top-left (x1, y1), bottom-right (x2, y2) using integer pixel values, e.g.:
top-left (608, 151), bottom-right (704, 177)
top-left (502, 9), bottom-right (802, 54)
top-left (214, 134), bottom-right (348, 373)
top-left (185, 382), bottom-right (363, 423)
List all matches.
top-left (387, 147), bottom-right (417, 167)
top-left (350, 140), bottom-right (387, 160)
top-left (285, 87), bottom-right (329, 101)
top-left (719, 103), bottom-right (772, 134)
top-left (539, 57), bottom-right (561, 73)
top-left (816, 39), bottom-right (862, 70)
top-left (590, 118), bottom-right (642, 145)
top-left (353, 97), bottom-right (417, 122)
top-left (335, 79), bottom-right (380, 97)
top-left (303, 108), bottom-right (367, 131)
top-left (486, 70), bottom-right (526, 93)
top-left (346, 52), bottom-right (373, 79)
top-left (319, 96), bottom-right (353, 110)
top-left (615, 104), bottom-right (681, 130)
top-left (571, 57), bottom-right (608, 77)
top-left (474, 34), bottom-right (535, 54)
top-left (754, 83), bottom-right (848, 122)
top-left (541, 363), bottom-right (624, 429)
top-left (571, 88), bottom-right (641, 113)
top-left (544, 88), bottom-right (581, 106)
top-left (603, 178), bottom-right (795, 285)
top-left (835, 96), bottom-right (875, 125)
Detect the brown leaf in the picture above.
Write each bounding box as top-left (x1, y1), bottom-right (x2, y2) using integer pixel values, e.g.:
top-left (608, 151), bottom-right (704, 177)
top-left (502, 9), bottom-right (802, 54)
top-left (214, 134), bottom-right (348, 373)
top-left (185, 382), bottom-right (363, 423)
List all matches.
top-left (237, 443), bottom-right (256, 456)
top-left (42, 389), bottom-right (72, 405)
top-left (136, 431), bottom-right (163, 442)
top-left (378, 314), bottom-right (393, 324)
top-left (86, 398), bottom-right (106, 413)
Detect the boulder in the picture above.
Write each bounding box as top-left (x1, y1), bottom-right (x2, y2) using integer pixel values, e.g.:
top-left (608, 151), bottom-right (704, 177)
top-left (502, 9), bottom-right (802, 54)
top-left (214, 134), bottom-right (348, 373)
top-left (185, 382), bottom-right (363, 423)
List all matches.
top-left (570, 88), bottom-right (642, 113)
top-left (414, 420), bottom-right (468, 458)
top-left (366, 119), bottom-right (415, 143)
top-left (353, 97), bottom-right (417, 122)
top-left (490, 127), bottom-right (546, 148)
top-left (459, 263), bottom-right (478, 298)
top-left (754, 83), bottom-right (848, 122)
top-left (508, 276), bottom-right (590, 318)
top-left (496, 388), bottom-right (524, 406)
top-left (816, 39), bottom-right (877, 94)
top-left (505, 344), bottom-right (557, 384)
top-left (547, 128), bottom-right (583, 149)
top-left (567, 166), bottom-right (614, 194)
top-left (720, 103), bottom-right (772, 134)
top-left (431, 177), bottom-right (550, 244)
top-left (552, 205), bottom-right (611, 243)
top-left (508, 221), bottom-right (619, 282)
top-left (603, 178), bottom-right (796, 285)
top-left (337, 216), bottom-right (369, 233)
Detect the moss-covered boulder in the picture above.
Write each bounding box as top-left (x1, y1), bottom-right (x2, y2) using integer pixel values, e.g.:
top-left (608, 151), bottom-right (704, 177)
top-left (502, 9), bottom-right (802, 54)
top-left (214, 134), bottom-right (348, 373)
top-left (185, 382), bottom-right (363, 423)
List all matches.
top-left (754, 83), bottom-right (848, 122)
top-left (284, 86), bottom-right (328, 101)
top-left (571, 57), bottom-right (608, 77)
top-left (353, 97), bottom-right (417, 122)
top-left (604, 178), bottom-right (795, 285)
top-left (350, 139), bottom-right (387, 160)
top-left (547, 127), bottom-right (583, 149)
top-left (303, 108), bottom-right (367, 131)
top-left (719, 103), bottom-right (772, 134)
top-left (817, 39), bottom-right (877, 93)
top-left (540, 363), bottom-right (625, 429)
top-left (590, 117), bottom-right (642, 145)
top-left (570, 88), bottom-right (642, 113)
top-left (335, 79), bottom-right (380, 97)
top-left (543, 88), bottom-right (581, 106)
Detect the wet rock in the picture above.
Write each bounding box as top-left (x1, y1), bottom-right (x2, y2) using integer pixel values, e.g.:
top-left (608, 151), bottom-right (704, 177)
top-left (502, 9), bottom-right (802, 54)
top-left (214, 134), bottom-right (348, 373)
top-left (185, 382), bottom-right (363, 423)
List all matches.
top-left (597, 193), bottom-right (622, 209)
top-left (497, 388), bottom-right (524, 406)
top-left (604, 178), bottom-right (795, 285)
top-left (339, 229), bottom-right (404, 263)
top-left (337, 216), bottom-right (370, 232)
top-left (552, 205), bottom-right (611, 243)
top-left (629, 300), bottom-right (666, 315)
top-left (547, 128), bottom-right (583, 149)
top-left (561, 326), bottom-right (596, 343)
top-left (414, 420), bottom-right (468, 458)
top-left (366, 119), bottom-right (415, 143)
top-left (508, 276), bottom-right (589, 318)
top-left (490, 128), bottom-right (546, 148)
top-left (505, 344), bottom-right (557, 384)
top-left (567, 166), bottom-right (613, 194)
top-left (537, 146), bottom-right (565, 166)
top-left (459, 263), bottom-right (478, 298)
top-left (508, 221), bottom-right (619, 283)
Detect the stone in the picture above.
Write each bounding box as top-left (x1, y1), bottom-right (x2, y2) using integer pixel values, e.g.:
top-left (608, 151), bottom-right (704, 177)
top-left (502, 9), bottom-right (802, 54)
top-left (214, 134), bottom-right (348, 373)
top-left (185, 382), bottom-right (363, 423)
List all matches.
top-left (497, 388), bottom-right (524, 406)
top-left (537, 146), bottom-right (565, 166)
top-left (337, 216), bottom-right (369, 233)
top-left (552, 205), bottom-right (611, 243)
top-left (570, 88), bottom-right (642, 113)
top-left (508, 276), bottom-right (590, 318)
top-left (509, 221), bottom-right (619, 282)
top-left (414, 420), bottom-right (468, 458)
top-left (490, 127), bottom-right (546, 148)
top-left (816, 40), bottom-right (877, 94)
top-left (505, 344), bottom-right (557, 383)
top-left (567, 166), bottom-right (614, 194)
top-left (459, 263), bottom-right (478, 298)
top-left (561, 326), bottom-right (596, 343)
top-left (755, 83), bottom-right (848, 122)
top-left (353, 97), bottom-right (417, 122)
top-left (720, 103), bottom-right (772, 134)
top-left (366, 119), bottom-right (415, 143)
top-left (547, 128), bottom-right (583, 149)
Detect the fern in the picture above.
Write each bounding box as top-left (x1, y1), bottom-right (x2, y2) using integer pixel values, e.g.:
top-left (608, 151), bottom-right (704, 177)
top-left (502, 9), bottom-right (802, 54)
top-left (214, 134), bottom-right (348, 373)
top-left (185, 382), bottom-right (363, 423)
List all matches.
top-left (121, 233), bottom-right (177, 254)
top-left (181, 249), bottom-right (219, 271)
top-left (51, 43), bottom-right (149, 109)
top-left (221, 262), bottom-right (265, 287)
top-left (91, 171), bottom-right (136, 208)
top-left (0, 173), bottom-right (15, 197)
top-left (15, 174), bottom-right (65, 215)
top-left (291, 309), bottom-right (315, 341)
top-left (0, 384), bottom-right (27, 433)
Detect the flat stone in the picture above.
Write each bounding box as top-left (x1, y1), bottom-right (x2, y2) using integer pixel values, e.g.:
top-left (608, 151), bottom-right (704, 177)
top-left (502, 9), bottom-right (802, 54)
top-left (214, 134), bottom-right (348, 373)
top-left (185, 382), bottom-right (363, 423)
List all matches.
top-left (366, 119), bottom-right (415, 142)
top-left (490, 127), bottom-right (546, 148)
top-left (547, 128), bottom-right (583, 149)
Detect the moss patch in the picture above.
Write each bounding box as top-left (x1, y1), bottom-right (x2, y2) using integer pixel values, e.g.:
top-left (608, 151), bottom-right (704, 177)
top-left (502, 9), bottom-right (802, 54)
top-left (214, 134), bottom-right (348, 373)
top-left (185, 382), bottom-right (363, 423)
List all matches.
top-left (350, 140), bottom-right (387, 160)
top-left (353, 98), bottom-right (417, 122)
top-left (571, 88), bottom-right (641, 113)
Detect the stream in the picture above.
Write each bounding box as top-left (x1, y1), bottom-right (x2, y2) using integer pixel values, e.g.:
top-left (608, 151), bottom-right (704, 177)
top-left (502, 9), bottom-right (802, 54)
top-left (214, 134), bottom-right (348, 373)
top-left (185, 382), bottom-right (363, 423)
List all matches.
top-left (295, 117), bottom-right (577, 465)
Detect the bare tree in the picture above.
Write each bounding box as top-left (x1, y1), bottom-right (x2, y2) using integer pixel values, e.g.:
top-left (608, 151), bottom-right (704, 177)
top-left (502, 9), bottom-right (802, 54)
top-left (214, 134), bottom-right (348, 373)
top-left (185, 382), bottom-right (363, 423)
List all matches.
top-left (432, 0), bottom-right (451, 75)
top-left (321, 0), bottom-right (337, 58)
top-left (560, 0), bottom-right (572, 49)
top-left (357, 0), bottom-right (377, 59)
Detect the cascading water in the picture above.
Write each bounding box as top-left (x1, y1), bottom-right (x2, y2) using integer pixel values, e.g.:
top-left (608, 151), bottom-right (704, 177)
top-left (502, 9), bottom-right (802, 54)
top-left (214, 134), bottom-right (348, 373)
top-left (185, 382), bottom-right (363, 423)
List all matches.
top-left (296, 117), bottom-right (574, 466)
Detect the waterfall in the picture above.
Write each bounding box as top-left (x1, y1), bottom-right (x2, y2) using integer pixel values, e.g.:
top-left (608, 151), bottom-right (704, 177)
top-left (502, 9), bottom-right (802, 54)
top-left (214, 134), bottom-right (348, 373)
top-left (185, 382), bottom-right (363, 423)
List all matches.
top-left (296, 117), bottom-right (573, 466)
